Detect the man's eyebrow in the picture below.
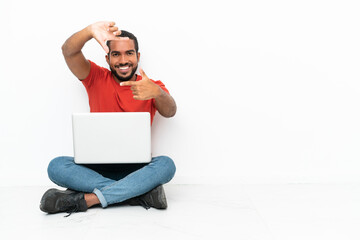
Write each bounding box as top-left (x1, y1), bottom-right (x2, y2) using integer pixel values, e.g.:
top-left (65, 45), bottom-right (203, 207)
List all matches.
top-left (110, 50), bottom-right (135, 54)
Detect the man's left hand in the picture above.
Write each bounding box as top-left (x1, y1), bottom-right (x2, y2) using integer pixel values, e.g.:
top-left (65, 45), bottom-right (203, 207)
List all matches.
top-left (120, 69), bottom-right (161, 100)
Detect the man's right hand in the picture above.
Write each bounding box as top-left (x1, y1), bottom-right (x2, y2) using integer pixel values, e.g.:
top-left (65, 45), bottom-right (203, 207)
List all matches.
top-left (89, 21), bottom-right (121, 53)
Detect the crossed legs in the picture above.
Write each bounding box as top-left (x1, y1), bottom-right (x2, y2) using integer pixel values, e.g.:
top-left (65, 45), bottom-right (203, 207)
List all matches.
top-left (46, 155), bottom-right (176, 208)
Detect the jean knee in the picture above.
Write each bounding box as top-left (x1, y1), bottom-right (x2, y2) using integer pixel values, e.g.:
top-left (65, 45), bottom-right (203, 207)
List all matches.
top-left (157, 155), bottom-right (176, 181)
top-left (47, 156), bottom-right (74, 183)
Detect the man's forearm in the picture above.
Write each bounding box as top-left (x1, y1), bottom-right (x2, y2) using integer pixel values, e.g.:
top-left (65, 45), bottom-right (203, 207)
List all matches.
top-left (155, 89), bottom-right (177, 118)
top-left (62, 26), bottom-right (92, 57)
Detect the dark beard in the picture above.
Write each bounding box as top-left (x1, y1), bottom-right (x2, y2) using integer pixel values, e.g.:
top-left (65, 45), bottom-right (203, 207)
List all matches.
top-left (110, 65), bottom-right (138, 82)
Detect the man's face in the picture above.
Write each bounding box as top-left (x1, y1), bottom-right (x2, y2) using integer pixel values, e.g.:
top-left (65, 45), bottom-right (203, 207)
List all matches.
top-left (106, 38), bottom-right (140, 82)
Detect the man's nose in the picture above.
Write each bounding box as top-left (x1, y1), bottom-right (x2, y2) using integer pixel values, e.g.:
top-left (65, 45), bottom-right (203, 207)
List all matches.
top-left (119, 55), bottom-right (128, 64)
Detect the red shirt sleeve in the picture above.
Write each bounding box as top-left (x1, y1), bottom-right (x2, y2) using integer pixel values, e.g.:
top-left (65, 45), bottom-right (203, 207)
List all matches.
top-left (81, 60), bottom-right (106, 89)
top-left (152, 80), bottom-right (170, 94)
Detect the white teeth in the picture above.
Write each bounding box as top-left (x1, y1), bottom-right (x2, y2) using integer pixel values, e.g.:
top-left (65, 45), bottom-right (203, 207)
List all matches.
top-left (118, 66), bottom-right (129, 70)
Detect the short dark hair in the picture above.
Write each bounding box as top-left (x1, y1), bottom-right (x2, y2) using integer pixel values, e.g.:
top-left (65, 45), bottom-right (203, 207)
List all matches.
top-left (107, 30), bottom-right (139, 53)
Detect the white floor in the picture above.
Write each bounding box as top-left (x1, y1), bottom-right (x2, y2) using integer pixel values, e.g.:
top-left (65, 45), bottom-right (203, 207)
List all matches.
top-left (0, 184), bottom-right (359, 240)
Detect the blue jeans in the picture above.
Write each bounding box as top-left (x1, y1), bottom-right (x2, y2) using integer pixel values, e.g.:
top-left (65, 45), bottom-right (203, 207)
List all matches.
top-left (47, 156), bottom-right (176, 208)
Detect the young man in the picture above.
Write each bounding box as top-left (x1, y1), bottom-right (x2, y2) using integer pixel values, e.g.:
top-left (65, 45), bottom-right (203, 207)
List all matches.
top-left (40, 21), bottom-right (177, 216)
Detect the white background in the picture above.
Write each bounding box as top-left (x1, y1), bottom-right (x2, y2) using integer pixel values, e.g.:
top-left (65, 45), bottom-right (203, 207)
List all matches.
top-left (0, 0), bottom-right (359, 186)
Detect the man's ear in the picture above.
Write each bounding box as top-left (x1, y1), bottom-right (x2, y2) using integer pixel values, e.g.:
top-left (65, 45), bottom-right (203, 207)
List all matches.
top-left (137, 52), bottom-right (141, 61)
top-left (105, 54), bottom-right (110, 65)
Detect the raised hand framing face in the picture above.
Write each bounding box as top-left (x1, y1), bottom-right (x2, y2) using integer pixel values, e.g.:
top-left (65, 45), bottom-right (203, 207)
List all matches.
top-left (90, 21), bottom-right (122, 53)
top-left (120, 69), bottom-right (161, 100)
top-left (62, 21), bottom-right (122, 80)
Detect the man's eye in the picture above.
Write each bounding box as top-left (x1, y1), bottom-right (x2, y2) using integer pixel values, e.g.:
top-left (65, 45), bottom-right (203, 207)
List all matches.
top-left (127, 52), bottom-right (134, 55)
top-left (112, 53), bottom-right (119, 57)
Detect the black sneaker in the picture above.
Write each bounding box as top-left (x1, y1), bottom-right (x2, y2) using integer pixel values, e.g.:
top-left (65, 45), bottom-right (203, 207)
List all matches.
top-left (127, 185), bottom-right (168, 210)
top-left (40, 188), bottom-right (88, 217)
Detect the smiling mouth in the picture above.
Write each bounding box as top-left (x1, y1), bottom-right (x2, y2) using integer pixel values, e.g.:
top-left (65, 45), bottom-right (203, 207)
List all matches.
top-left (115, 64), bottom-right (131, 74)
top-left (118, 66), bottom-right (129, 70)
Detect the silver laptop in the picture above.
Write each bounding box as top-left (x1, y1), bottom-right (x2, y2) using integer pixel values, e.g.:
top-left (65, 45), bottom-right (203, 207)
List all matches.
top-left (72, 112), bottom-right (151, 164)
